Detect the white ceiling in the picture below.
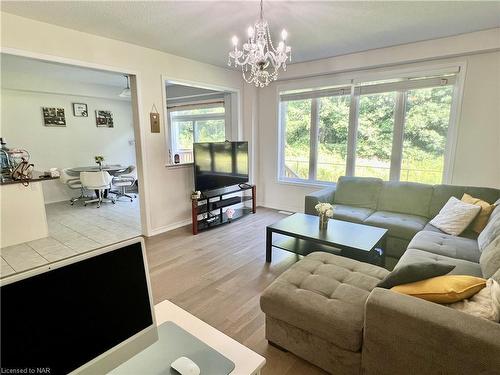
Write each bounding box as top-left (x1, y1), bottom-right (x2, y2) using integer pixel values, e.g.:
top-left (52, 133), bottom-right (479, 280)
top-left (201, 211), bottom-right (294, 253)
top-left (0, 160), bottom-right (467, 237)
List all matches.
top-left (1, 53), bottom-right (127, 87)
top-left (2, 1), bottom-right (500, 67)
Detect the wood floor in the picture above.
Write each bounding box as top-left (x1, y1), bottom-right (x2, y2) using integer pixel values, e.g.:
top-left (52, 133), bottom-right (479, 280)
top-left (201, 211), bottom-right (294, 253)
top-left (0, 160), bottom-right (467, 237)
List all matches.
top-left (145, 207), bottom-right (328, 375)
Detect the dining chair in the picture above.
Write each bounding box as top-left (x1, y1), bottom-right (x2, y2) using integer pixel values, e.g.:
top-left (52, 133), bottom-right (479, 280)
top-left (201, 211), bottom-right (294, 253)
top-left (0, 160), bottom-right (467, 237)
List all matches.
top-left (60, 168), bottom-right (85, 205)
top-left (80, 171), bottom-right (115, 208)
top-left (111, 165), bottom-right (137, 202)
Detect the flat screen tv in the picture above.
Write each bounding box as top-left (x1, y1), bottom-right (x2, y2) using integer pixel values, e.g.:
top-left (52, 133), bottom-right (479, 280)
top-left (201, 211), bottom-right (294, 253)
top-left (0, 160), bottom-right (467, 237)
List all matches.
top-left (193, 141), bottom-right (249, 192)
top-left (0, 238), bottom-right (157, 375)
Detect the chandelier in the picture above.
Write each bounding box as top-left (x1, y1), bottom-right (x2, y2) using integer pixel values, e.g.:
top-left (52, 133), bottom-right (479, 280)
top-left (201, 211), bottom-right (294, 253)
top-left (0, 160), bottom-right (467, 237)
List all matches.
top-left (228, 0), bottom-right (291, 87)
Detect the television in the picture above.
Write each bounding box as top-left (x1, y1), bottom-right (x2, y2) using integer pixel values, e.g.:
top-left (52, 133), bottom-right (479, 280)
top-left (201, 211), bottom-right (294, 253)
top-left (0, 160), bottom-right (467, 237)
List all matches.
top-left (0, 238), bottom-right (158, 375)
top-left (193, 141), bottom-right (249, 192)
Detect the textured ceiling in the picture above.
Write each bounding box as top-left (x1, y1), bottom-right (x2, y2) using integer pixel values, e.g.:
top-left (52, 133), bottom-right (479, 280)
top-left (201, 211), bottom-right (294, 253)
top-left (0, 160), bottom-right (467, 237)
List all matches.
top-left (1, 53), bottom-right (127, 87)
top-left (2, 1), bottom-right (500, 67)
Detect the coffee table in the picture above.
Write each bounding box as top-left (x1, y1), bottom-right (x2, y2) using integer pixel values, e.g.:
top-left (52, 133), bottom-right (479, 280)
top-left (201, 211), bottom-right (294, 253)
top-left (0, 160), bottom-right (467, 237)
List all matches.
top-left (266, 213), bottom-right (388, 266)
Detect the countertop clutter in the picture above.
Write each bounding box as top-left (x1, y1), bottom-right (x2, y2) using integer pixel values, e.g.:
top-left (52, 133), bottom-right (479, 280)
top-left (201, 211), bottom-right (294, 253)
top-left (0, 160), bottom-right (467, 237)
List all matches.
top-left (0, 170), bottom-right (59, 185)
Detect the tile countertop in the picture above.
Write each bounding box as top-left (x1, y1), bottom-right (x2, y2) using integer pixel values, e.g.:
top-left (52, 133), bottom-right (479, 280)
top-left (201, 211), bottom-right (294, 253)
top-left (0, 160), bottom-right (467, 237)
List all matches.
top-left (0, 171), bottom-right (59, 185)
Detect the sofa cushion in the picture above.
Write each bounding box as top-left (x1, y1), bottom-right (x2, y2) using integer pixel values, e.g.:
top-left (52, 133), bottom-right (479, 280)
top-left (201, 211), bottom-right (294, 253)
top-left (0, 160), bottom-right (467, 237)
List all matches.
top-left (478, 213), bottom-right (500, 251)
top-left (334, 176), bottom-right (383, 210)
top-left (396, 249), bottom-right (483, 277)
top-left (377, 181), bottom-right (433, 218)
top-left (422, 223), bottom-right (478, 240)
top-left (364, 211), bottom-right (428, 240)
top-left (429, 184), bottom-right (467, 218)
top-left (408, 231), bottom-right (481, 262)
top-left (423, 223), bottom-right (445, 234)
top-left (331, 205), bottom-right (374, 224)
top-left (480, 235), bottom-right (500, 279)
top-left (260, 252), bottom-right (388, 352)
top-left (429, 185), bottom-right (500, 219)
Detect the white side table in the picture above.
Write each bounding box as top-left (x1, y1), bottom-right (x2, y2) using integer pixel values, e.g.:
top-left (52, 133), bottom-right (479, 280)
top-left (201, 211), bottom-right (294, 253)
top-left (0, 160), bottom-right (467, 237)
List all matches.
top-left (154, 300), bottom-right (266, 375)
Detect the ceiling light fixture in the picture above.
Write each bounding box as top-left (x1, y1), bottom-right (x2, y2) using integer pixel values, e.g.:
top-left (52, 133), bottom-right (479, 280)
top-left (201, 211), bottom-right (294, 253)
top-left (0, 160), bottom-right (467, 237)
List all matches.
top-left (119, 75), bottom-right (131, 98)
top-left (228, 0), bottom-right (291, 87)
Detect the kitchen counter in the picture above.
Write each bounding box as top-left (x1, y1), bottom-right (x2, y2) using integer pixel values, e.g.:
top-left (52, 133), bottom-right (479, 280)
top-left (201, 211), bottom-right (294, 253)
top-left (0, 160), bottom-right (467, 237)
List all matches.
top-left (0, 171), bottom-right (59, 185)
top-left (1, 171), bottom-right (58, 248)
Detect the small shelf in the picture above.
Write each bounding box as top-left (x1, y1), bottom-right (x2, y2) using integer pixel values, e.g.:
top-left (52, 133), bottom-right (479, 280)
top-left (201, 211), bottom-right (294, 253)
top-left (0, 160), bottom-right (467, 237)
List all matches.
top-left (197, 208), bottom-right (253, 231)
top-left (191, 184), bottom-right (256, 235)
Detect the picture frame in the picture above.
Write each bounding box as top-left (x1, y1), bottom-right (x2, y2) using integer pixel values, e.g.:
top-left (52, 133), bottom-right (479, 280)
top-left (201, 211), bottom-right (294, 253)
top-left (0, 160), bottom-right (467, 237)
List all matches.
top-left (72, 103), bottom-right (88, 117)
top-left (42, 107), bottom-right (66, 127)
top-left (95, 110), bottom-right (114, 128)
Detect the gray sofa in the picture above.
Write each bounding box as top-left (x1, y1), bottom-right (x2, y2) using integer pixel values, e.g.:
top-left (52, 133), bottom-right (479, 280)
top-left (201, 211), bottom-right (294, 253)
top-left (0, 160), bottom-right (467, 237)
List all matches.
top-left (261, 177), bottom-right (500, 374)
top-left (304, 176), bottom-right (500, 268)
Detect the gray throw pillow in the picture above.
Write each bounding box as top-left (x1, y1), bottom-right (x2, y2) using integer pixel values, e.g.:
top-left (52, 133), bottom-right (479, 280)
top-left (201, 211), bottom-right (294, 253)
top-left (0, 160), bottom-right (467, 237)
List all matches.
top-left (480, 235), bottom-right (500, 278)
top-left (377, 262), bottom-right (456, 289)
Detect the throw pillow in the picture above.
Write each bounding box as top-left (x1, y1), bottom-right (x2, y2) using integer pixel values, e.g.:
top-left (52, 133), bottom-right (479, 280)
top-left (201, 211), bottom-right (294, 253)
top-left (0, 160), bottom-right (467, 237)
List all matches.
top-left (429, 197), bottom-right (481, 236)
top-left (461, 193), bottom-right (496, 234)
top-left (391, 275), bottom-right (487, 303)
top-left (479, 235), bottom-right (500, 278)
top-left (377, 262), bottom-right (455, 289)
top-left (478, 213), bottom-right (500, 251)
top-left (447, 278), bottom-right (500, 322)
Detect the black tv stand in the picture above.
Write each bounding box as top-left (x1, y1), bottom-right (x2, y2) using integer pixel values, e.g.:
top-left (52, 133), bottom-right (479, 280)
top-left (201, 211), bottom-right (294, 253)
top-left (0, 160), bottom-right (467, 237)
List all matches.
top-left (191, 185), bottom-right (256, 235)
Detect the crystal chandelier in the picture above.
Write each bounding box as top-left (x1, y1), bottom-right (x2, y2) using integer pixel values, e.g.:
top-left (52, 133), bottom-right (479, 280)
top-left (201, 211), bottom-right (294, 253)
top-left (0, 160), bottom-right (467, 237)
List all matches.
top-left (228, 0), bottom-right (291, 87)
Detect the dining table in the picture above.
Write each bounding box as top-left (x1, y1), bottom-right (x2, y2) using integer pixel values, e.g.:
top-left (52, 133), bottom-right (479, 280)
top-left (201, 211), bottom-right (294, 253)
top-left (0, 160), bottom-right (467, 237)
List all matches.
top-left (68, 164), bottom-right (128, 199)
top-left (68, 164), bottom-right (127, 176)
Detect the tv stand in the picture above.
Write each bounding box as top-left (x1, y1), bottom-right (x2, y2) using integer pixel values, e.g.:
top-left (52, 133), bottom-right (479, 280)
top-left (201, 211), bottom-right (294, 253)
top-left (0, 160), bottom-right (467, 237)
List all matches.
top-left (191, 185), bottom-right (256, 235)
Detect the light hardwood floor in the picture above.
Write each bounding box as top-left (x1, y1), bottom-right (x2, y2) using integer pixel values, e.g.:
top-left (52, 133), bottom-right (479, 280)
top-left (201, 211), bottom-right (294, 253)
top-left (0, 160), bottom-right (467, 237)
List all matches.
top-left (145, 207), bottom-right (328, 375)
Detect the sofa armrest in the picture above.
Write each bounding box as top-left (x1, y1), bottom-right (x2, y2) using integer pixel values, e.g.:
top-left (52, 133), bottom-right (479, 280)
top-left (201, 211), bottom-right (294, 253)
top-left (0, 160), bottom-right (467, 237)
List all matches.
top-left (363, 288), bottom-right (500, 375)
top-left (304, 185), bottom-right (336, 215)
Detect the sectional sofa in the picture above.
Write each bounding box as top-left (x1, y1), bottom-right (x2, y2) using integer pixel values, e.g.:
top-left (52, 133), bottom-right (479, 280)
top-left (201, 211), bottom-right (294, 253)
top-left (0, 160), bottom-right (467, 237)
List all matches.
top-left (304, 176), bottom-right (500, 268)
top-left (260, 176), bottom-right (500, 374)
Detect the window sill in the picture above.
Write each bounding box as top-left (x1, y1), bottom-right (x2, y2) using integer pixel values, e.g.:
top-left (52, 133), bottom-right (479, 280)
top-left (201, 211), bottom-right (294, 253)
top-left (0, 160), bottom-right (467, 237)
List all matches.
top-left (165, 163), bottom-right (193, 169)
top-left (276, 178), bottom-right (335, 189)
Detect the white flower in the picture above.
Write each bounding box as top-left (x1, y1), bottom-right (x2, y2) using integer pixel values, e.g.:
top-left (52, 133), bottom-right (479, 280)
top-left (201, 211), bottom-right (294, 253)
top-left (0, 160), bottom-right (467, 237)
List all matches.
top-left (315, 202), bottom-right (334, 215)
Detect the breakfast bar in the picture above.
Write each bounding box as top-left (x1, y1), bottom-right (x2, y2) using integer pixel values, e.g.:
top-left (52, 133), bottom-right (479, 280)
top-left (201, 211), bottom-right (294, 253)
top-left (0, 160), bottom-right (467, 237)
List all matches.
top-left (0, 172), bottom-right (59, 248)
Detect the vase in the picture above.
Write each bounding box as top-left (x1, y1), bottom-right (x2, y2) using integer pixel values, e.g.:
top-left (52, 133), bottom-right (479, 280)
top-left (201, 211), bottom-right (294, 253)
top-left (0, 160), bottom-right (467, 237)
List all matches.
top-left (319, 214), bottom-right (329, 231)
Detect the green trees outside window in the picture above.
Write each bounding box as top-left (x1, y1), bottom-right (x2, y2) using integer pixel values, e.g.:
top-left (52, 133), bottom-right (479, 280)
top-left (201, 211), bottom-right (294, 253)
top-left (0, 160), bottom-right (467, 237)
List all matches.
top-left (281, 79), bottom-right (454, 184)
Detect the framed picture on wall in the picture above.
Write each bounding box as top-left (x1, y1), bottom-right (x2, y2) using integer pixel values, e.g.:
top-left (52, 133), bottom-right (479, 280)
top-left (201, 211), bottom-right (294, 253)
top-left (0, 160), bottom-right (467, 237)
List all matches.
top-left (42, 107), bottom-right (66, 127)
top-left (95, 110), bottom-right (114, 128)
top-left (72, 103), bottom-right (88, 117)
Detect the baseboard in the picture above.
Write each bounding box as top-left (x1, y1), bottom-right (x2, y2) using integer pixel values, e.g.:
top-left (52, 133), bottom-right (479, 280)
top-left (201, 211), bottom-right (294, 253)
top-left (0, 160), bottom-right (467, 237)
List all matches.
top-left (148, 218), bottom-right (192, 237)
top-left (260, 201), bottom-right (302, 214)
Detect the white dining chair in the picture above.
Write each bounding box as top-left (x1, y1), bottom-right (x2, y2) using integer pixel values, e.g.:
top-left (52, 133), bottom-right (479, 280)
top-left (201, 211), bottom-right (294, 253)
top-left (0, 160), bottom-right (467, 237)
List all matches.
top-left (60, 168), bottom-right (85, 205)
top-left (111, 165), bottom-right (137, 202)
top-left (80, 171), bottom-right (115, 208)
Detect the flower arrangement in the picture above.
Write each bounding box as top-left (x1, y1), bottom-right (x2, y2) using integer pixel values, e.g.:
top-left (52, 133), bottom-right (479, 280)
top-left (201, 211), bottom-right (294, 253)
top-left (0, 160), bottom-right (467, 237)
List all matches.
top-left (95, 155), bottom-right (104, 164)
top-left (315, 202), bottom-right (334, 230)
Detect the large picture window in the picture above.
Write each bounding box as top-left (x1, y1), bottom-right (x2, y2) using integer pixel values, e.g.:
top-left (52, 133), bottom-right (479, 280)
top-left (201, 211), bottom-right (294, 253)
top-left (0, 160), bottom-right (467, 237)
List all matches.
top-left (279, 73), bottom-right (457, 185)
top-left (169, 105), bottom-right (225, 164)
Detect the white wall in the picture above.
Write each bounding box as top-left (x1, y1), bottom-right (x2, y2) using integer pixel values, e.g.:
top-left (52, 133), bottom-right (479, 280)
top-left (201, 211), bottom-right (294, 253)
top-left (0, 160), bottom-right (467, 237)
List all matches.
top-left (257, 34), bottom-right (500, 212)
top-left (2, 12), bottom-right (498, 227)
top-left (0, 12), bottom-right (247, 236)
top-left (1, 83), bottom-right (135, 203)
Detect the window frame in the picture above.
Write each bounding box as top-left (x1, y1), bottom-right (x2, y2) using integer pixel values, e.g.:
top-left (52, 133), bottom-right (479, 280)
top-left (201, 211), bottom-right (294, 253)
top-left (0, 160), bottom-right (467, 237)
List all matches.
top-left (166, 100), bottom-right (226, 164)
top-left (277, 65), bottom-right (465, 186)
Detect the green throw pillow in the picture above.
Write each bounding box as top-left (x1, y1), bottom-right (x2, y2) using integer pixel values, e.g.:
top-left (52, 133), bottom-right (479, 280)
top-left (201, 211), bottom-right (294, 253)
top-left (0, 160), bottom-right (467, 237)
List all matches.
top-left (377, 262), bottom-right (456, 289)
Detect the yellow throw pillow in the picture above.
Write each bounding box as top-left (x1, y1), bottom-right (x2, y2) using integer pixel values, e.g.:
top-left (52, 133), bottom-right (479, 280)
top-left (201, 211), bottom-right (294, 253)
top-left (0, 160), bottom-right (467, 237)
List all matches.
top-left (461, 193), bottom-right (495, 233)
top-left (391, 275), bottom-right (486, 303)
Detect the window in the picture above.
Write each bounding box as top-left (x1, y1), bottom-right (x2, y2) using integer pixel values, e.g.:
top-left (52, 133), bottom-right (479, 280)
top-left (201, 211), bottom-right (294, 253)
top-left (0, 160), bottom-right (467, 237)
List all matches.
top-left (279, 73), bottom-right (457, 184)
top-left (401, 86), bottom-right (453, 184)
top-left (355, 92), bottom-right (396, 180)
top-left (169, 104), bottom-right (225, 164)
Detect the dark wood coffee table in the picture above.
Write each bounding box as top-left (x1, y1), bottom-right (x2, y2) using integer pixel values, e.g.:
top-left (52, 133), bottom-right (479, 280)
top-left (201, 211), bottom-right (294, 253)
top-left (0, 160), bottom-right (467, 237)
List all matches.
top-left (266, 213), bottom-right (388, 266)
